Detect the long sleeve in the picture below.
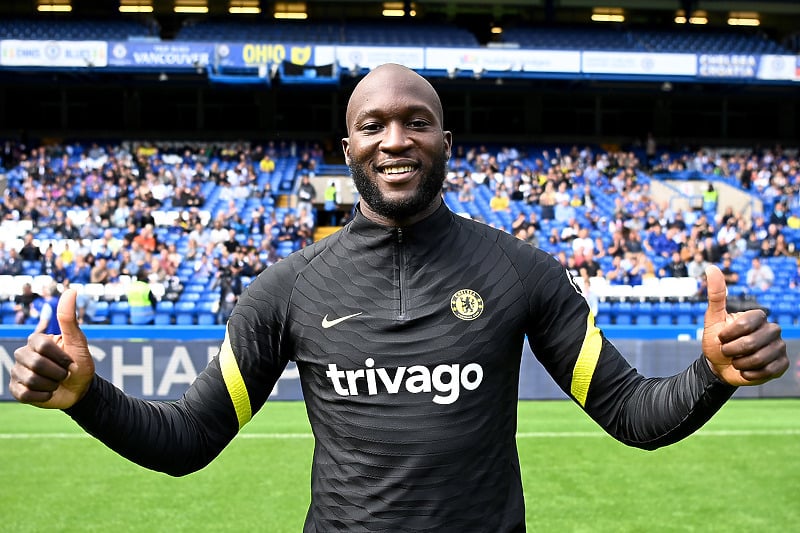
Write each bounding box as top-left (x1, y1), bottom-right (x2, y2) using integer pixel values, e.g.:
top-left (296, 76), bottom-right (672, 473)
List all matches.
top-left (523, 249), bottom-right (737, 450)
top-left (65, 356), bottom-right (240, 476)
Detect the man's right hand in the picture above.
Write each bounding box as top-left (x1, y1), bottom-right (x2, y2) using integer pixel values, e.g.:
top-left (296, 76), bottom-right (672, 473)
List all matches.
top-left (9, 289), bottom-right (95, 409)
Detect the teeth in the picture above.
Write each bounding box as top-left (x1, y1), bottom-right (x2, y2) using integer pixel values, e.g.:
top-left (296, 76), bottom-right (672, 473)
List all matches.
top-left (382, 165), bottom-right (414, 175)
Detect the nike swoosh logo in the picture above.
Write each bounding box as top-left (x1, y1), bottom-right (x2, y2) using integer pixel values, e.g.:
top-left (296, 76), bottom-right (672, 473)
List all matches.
top-left (321, 312), bottom-right (363, 329)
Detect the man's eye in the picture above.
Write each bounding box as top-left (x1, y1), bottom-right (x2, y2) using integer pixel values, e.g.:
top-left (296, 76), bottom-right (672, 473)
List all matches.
top-left (409, 120), bottom-right (429, 128)
top-left (362, 123), bottom-right (383, 132)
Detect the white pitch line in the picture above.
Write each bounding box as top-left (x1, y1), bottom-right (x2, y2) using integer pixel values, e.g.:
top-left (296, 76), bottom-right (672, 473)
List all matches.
top-left (1, 429), bottom-right (799, 440)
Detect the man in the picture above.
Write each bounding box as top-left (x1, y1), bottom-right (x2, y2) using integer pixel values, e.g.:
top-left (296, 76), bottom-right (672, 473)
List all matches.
top-left (13, 282), bottom-right (40, 325)
top-left (746, 256), bottom-right (775, 292)
top-left (9, 64), bottom-right (788, 533)
top-left (31, 282), bottom-right (61, 335)
top-left (719, 254), bottom-right (740, 285)
top-left (211, 260), bottom-right (243, 325)
top-left (296, 174), bottom-right (317, 218)
top-left (126, 269), bottom-right (156, 324)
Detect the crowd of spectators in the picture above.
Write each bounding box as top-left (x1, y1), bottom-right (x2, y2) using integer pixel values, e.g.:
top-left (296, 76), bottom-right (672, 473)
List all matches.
top-left (0, 139), bottom-right (323, 323)
top-left (442, 142), bottom-right (799, 315)
top-left (1, 138), bottom-right (799, 325)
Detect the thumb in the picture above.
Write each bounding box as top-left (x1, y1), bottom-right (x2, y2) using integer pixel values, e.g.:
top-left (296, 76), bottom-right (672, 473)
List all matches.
top-left (57, 288), bottom-right (89, 355)
top-left (703, 264), bottom-right (728, 327)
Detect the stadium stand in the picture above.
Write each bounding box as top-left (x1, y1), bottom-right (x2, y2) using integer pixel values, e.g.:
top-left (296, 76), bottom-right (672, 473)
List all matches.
top-left (0, 138), bottom-right (797, 327)
top-left (0, 5), bottom-right (798, 328)
top-left (174, 18), bottom-right (480, 47)
top-left (0, 17), bottom-right (158, 41)
top-left (501, 25), bottom-right (791, 54)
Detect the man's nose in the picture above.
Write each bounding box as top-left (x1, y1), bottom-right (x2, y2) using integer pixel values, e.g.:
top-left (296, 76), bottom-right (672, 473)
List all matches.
top-left (379, 123), bottom-right (411, 151)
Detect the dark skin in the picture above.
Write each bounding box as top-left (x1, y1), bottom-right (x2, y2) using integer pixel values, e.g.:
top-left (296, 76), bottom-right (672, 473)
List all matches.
top-left (9, 64), bottom-right (790, 409)
top-left (342, 63), bottom-right (451, 227)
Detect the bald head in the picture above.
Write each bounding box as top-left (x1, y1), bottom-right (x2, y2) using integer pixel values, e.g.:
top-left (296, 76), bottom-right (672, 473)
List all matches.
top-left (345, 63), bottom-right (444, 134)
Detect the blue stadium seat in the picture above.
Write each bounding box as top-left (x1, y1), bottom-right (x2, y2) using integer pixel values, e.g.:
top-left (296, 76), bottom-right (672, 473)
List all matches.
top-left (636, 301), bottom-right (655, 326)
top-left (1, 301), bottom-right (17, 324)
top-left (654, 302), bottom-right (674, 326)
top-left (773, 301), bottom-right (796, 327)
top-left (109, 301), bottom-right (130, 325)
top-left (675, 302), bottom-right (695, 325)
top-left (614, 302), bottom-right (634, 325)
top-left (595, 301), bottom-right (613, 326)
top-left (88, 300), bottom-right (109, 324)
top-left (196, 301), bottom-right (217, 325)
top-left (154, 301), bottom-right (174, 326)
top-left (175, 301), bottom-right (196, 325)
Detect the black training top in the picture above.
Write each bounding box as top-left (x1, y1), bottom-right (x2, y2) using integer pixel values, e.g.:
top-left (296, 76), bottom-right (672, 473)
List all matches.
top-left (67, 202), bottom-right (736, 532)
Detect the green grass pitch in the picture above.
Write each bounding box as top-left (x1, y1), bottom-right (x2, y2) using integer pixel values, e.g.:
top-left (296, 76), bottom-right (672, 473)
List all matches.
top-left (1, 399), bottom-right (798, 532)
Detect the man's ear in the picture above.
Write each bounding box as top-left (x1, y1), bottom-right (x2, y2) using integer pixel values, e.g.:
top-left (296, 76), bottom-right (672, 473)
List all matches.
top-left (341, 138), bottom-right (351, 165)
top-left (443, 131), bottom-right (453, 161)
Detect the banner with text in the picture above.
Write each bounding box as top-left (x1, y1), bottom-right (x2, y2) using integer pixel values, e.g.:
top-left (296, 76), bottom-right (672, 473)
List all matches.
top-left (108, 41), bottom-right (214, 68)
top-left (1, 338), bottom-right (797, 402)
top-left (0, 39), bottom-right (107, 67)
top-left (215, 42), bottom-right (314, 68)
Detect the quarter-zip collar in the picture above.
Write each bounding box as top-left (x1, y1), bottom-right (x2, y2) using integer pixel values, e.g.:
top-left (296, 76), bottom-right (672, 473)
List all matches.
top-left (346, 200), bottom-right (454, 255)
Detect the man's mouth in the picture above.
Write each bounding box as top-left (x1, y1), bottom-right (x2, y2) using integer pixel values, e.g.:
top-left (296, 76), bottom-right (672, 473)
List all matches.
top-left (380, 164), bottom-right (416, 176)
top-left (378, 163), bottom-right (418, 183)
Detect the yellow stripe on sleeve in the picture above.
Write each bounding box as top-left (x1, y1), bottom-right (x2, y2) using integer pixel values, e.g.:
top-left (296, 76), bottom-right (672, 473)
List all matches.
top-left (570, 313), bottom-right (603, 408)
top-left (219, 328), bottom-right (252, 429)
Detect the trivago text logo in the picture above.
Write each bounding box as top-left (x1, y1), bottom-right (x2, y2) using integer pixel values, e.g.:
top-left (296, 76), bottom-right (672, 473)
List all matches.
top-left (325, 358), bottom-right (484, 405)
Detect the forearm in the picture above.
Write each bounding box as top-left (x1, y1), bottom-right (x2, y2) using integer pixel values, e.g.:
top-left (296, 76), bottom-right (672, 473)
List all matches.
top-left (64, 359), bottom-right (239, 476)
top-left (591, 355), bottom-right (737, 450)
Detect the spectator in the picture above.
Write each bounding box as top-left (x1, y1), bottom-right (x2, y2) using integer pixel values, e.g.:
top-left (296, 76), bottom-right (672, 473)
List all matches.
top-left (553, 197), bottom-right (576, 224)
top-left (458, 181), bottom-right (475, 203)
top-left (18, 232), bottom-right (43, 262)
top-left (31, 282), bottom-right (61, 335)
top-left (745, 257), bottom-right (775, 292)
top-left (702, 183), bottom-right (718, 212)
top-left (605, 255), bottom-right (630, 285)
top-left (296, 174), bottom-right (317, 217)
top-left (212, 260), bottom-right (243, 324)
top-left (489, 187), bottom-right (510, 212)
top-left (789, 261), bottom-right (800, 290)
top-left (719, 255), bottom-right (740, 286)
top-left (2, 248), bottom-right (22, 275)
top-left (772, 234), bottom-right (793, 257)
top-left (323, 180), bottom-right (340, 226)
top-left (126, 268), bottom-right (156, 324)
top-left (69, 254), bottom-right (92, 284)
top-left (659, 251), bottom-right (689, 278)
top-left (644, 223), bottom-right (673, 258)
top-left (272, 213), bottom-right (299, 249)
top-left (769, 201), bottom-right (788, 227)
top-left (13, 283), bottom-right (40, 325)
top-left (579, 249), bottom-right (603, 279)
top-left (89, 257), bottom-right (112, 285)
top-left (568, 227), bottom-right (592, 256)
top-left (687, 251), bottom-right (709, 281)
top-left (538, 181), bottom-right (557, 220)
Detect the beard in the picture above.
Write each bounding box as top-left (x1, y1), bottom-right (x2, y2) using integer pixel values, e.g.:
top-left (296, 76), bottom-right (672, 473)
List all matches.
top-left (349, 149), bottom-right (448, 222)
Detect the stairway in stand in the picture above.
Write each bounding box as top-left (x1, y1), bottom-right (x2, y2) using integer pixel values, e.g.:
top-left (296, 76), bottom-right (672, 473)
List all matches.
top-left (314, 226), bottom-right (341, 241)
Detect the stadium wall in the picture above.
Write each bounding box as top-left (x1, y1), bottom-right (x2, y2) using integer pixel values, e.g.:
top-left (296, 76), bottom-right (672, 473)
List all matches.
top-left (2, 326), bottom-right (798, 401)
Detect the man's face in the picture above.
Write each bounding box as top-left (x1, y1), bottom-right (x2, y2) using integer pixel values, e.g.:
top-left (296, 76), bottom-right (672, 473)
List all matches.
top-left (342, 65), bottom-right (452, 224)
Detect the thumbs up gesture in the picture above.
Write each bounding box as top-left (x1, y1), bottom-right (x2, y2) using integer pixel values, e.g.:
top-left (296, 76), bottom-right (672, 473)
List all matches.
top-left (702, 265), bottom-right (788, 386)
top-left (10, 289), bottom-right (95, 409)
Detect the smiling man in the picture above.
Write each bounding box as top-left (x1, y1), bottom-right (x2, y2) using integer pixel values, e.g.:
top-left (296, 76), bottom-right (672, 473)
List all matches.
top-left (343, 63), bottom-right (452, 225)
top-left (10, 64), bottom-right (788, 533)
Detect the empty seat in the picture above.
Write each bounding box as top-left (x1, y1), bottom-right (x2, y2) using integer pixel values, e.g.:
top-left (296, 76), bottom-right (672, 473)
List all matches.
top-left (154, 301), bottom-right (175, 325)
top-left (175, 301), bottom-right (196, 325)
top-left (109, 301), bottom-right (130, 325)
